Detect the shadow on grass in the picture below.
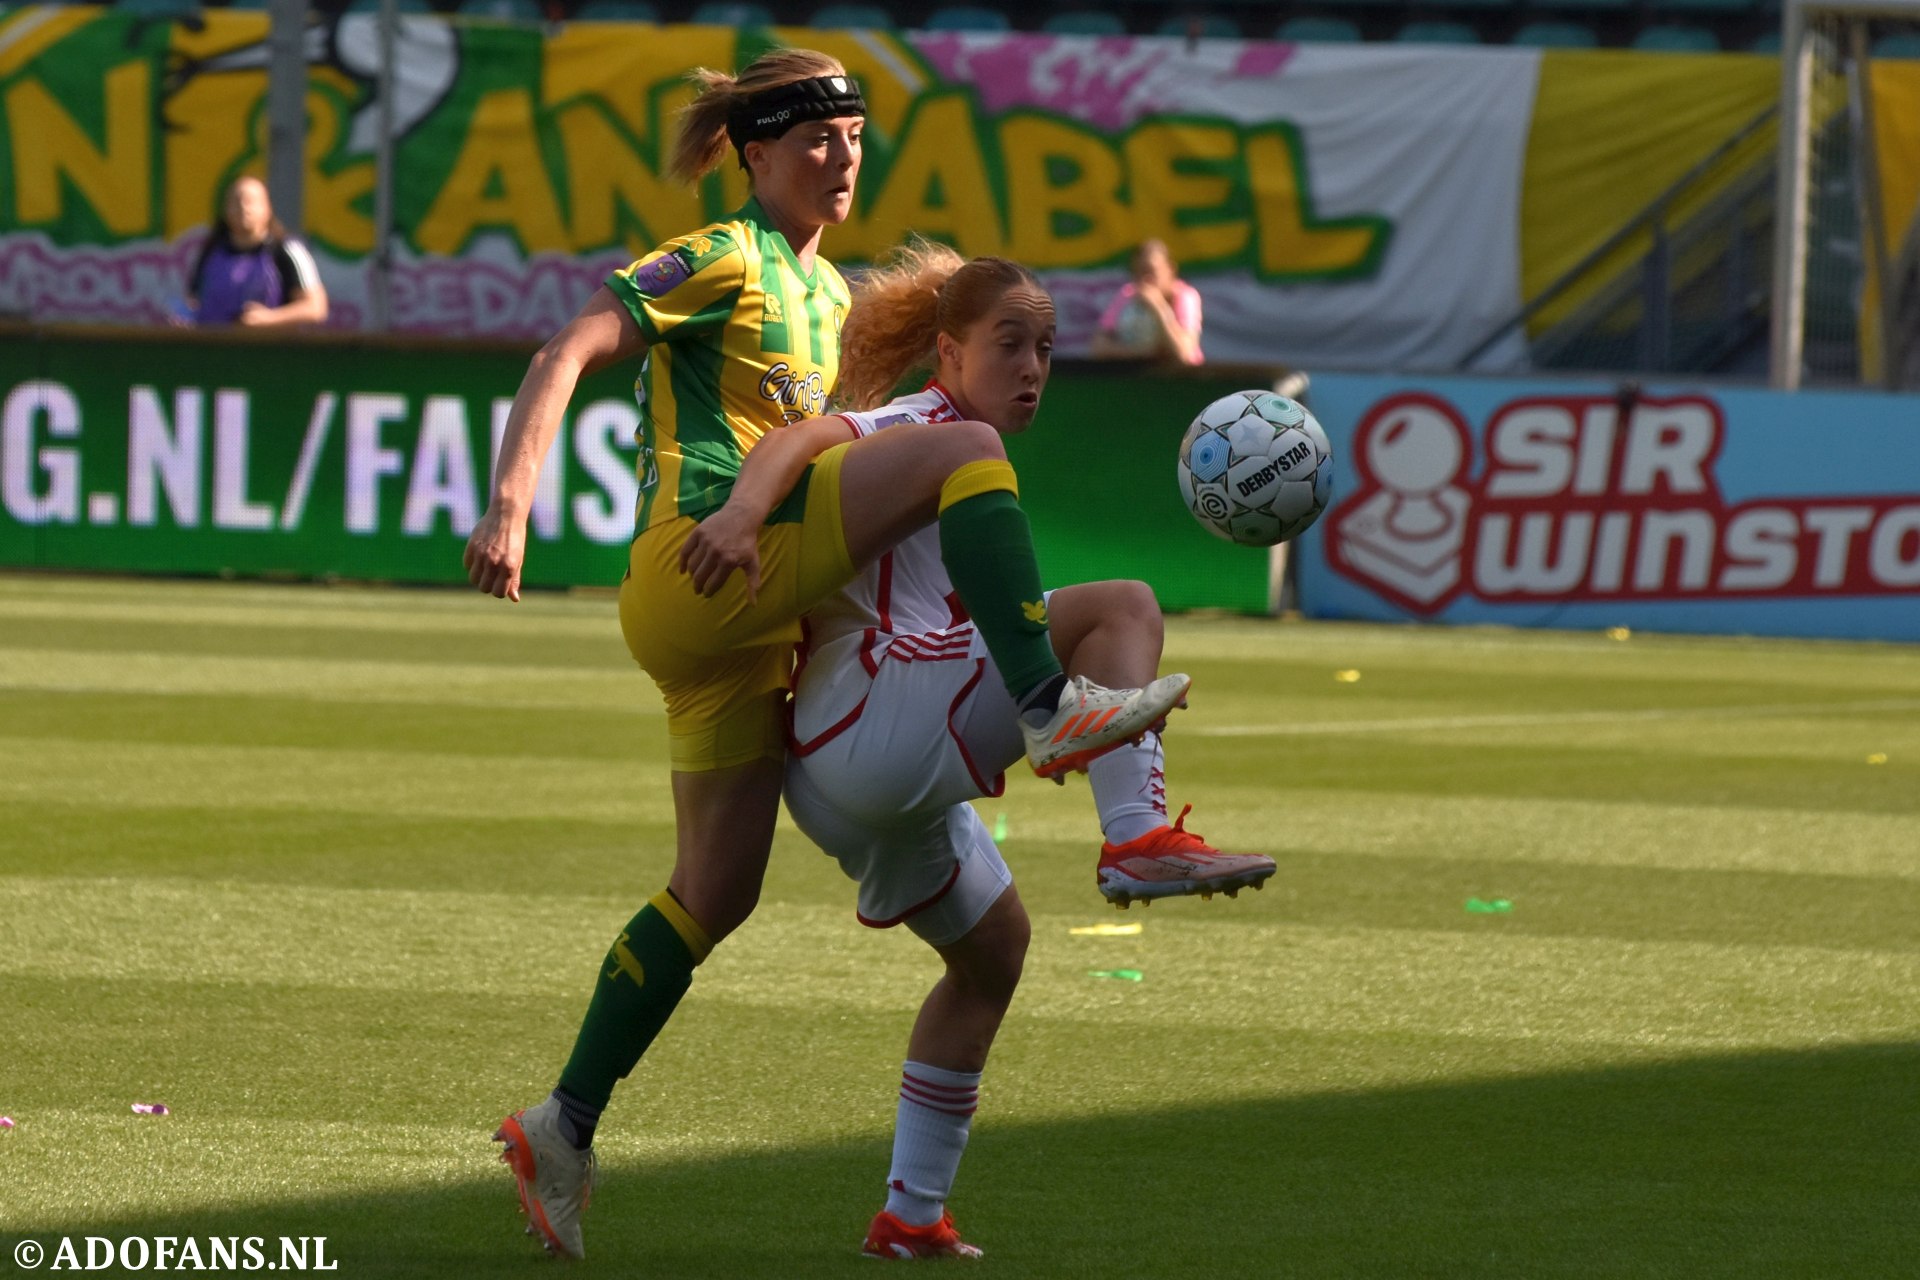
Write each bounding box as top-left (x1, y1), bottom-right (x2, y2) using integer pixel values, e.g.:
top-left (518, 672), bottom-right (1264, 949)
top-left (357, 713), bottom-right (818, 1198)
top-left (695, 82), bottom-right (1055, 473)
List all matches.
top-left (5, 1041), bottom-right (1916, 1279)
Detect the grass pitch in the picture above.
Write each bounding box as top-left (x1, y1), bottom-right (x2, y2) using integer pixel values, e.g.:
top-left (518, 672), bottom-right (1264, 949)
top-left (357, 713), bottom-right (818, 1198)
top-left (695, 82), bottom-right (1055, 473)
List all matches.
top-left (2, 572), bottom-right (1917, 1278)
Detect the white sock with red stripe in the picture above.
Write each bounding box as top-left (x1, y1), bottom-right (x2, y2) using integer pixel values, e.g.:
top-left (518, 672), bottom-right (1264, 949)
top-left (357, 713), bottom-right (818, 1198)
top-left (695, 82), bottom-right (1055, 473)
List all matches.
top-left (882, 1061), bottom-right (981, 1227)
top-left (1088, 731), bottom-right (1168, 846)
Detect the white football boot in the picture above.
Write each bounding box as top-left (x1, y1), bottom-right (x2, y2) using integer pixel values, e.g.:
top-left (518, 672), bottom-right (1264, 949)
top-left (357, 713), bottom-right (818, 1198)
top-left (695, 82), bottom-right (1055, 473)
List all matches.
top-left (495, 1097), bottom-right (598, 1259)
top-left (1023, 673), bottom-right (1192, 783)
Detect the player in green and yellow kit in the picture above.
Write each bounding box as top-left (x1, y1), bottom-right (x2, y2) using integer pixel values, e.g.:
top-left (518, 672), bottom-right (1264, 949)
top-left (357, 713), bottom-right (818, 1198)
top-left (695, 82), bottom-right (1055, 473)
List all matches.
top-left (463, 47), bottom-right (1190, 1262)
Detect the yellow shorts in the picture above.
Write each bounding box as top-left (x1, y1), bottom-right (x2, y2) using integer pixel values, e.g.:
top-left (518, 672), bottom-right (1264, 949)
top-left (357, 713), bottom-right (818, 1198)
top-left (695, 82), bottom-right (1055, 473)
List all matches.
top-left (620, 441), bottom-right (857, 772)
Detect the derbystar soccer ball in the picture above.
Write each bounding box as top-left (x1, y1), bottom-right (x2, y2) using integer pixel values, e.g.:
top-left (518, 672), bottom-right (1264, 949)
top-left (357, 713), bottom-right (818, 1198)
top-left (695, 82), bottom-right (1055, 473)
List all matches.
top-left (1177, 390), bottom-right (1334, 546)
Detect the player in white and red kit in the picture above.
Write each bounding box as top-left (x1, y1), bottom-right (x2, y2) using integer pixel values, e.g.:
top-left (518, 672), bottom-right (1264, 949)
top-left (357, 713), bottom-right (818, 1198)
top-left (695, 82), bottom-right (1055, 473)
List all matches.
top-left (781, 243), bottom-right (1275, 1260)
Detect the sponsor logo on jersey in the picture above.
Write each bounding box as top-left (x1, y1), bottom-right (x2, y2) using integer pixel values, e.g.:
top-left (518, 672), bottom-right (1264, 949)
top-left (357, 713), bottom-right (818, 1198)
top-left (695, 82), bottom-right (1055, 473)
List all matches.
top-left (760, 360), bottom-right (827, 418)
top-left (763, 291), bottom-right (784, 325)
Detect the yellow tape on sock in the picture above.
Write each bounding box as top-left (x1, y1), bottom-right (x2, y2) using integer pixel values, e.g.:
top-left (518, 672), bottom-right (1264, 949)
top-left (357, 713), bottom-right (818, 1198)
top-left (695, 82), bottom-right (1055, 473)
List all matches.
top-left (937, 459), bottom-right (1019, 515)
top-left (649, 889), bottom-right (714, 965)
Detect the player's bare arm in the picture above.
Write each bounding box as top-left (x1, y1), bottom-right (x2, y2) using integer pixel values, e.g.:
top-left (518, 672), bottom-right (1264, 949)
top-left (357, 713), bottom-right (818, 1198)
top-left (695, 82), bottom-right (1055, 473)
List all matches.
top-left (466, 289), bottom-right (646, 601)
top-left (678, 413), bottom-right (854, 599)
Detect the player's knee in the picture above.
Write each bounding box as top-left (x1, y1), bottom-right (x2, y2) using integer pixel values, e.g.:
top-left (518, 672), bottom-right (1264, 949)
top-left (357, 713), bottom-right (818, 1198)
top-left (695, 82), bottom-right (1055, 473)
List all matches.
top-left (952, 897), bottom-right (1028, 1003)
top-left (941, 419), bottom-right (1007, 467)
top-left (1112, 579), bottom-right (1162, 631)
top-left (1082, 579), bottom-right (1163, 644)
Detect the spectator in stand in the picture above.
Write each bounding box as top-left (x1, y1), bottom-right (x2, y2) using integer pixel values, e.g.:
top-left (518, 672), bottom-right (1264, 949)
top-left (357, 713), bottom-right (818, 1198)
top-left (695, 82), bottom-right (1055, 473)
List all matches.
top-left (1091, 238), bottom-right (1202, 366)
top-left (183, 176), bottom-right (329, 328)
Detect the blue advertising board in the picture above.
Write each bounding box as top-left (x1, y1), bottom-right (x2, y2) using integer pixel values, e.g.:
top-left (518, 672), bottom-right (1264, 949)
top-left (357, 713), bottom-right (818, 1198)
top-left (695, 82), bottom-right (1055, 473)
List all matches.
top-left (1294, 374), bottom-right (1920, 642)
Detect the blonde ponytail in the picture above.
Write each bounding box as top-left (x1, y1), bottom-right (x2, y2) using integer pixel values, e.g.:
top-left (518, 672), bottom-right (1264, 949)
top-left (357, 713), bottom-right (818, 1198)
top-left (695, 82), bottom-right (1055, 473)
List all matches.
top-left (667, 48), bottom-right (851, 185)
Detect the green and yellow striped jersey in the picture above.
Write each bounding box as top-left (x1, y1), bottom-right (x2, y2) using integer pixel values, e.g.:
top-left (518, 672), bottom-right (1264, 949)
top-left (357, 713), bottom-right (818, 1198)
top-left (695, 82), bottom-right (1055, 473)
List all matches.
top-left (606, 198), bottom-right (853, 532)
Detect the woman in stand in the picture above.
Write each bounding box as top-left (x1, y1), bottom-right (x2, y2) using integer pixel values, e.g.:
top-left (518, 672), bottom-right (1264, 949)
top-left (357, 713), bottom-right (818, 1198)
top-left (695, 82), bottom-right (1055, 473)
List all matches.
top-left (464, 50), bottom-right (1189, 1261)
top-left (1090, 238), bottom-right (1203, 366)
top-left (183, 176), bottom-right (328, 328)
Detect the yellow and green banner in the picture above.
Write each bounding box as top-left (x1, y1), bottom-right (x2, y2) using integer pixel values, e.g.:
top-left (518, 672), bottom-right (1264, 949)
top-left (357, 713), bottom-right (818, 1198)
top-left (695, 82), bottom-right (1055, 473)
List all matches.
top-left (0, 9), bottom-right (1836, 369)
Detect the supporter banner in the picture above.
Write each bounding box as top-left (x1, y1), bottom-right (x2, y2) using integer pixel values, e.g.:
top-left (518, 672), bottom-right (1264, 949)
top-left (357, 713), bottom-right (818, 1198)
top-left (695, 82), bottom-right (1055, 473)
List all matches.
top-left (1519, 50), bottom-right (1777, 336)
top-left (1862, 61), bottom-right (1920, 384)
top-left (1, 7), bottom-right (1538, 367)
top-left (0, 328), bottom-right (1270, 610)
top-left (1295, 374), bottom-right (1920, 642)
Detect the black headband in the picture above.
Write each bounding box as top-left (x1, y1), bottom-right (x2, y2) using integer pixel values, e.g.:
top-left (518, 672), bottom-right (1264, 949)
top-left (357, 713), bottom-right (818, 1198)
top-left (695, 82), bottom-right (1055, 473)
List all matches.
top-left (725, 75), bottom-right (867, 154)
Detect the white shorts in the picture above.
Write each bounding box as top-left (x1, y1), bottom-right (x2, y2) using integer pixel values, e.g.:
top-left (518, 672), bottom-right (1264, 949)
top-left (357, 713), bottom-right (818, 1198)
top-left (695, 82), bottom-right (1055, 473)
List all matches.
top-left (784, 627), bottom-right (1026, 947)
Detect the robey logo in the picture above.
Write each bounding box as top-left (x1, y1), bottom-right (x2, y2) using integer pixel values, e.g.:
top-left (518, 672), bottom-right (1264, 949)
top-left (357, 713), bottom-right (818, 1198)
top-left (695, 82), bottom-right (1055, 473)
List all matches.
top-left (1327, 391), bottom-right (1920, 614)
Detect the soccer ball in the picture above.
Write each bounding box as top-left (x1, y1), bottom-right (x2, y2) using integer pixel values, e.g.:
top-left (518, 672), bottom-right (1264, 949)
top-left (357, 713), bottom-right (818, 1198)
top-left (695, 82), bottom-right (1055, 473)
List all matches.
top-left (1177, 390), bottom-right (1333, 546)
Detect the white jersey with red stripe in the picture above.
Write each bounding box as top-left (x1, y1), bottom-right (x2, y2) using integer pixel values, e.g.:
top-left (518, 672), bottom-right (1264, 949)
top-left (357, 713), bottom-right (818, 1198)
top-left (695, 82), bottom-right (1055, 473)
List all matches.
top-left (785, 380), bottom-right (1025, 942)
top-left (792, 383), bottom-right (982, 758)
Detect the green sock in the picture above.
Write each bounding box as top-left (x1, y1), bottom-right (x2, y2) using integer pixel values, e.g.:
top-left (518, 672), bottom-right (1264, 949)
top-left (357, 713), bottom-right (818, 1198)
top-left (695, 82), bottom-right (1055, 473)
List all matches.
top-left (937, 482), bottom-right (1063, 701)
top-left (556, 890), bottom-right (712, 1111)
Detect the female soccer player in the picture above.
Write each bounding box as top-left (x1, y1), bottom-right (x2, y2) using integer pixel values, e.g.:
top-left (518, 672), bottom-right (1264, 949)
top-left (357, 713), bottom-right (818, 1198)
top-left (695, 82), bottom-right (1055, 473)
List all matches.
top-left (464, 51), bottom-right (1188, 1260)
top-left (782, 242), bottom-right (1276, 1258)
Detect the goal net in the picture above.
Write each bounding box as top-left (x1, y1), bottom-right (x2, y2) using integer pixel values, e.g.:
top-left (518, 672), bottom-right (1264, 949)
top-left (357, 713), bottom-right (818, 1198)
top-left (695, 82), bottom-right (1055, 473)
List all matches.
top-left (1771, 0), bottom-right (1920, 388)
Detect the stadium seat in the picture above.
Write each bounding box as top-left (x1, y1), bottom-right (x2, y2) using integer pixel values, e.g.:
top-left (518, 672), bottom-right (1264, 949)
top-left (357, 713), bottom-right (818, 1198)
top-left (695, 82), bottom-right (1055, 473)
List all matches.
top-left (922, 4), bottom-right (1010, 29)
top-left (1276, 15), bottom-right (1361, 41)
top-left (463, 0), bottom-right (548, 20)
top-left (1747, 30), bottom-right (1780, 51)
top-left (1042, 10), bottom-right (1126, 33)
top-left (810, 2), bottom-right (893, 26)
top-left (1632, 23), bottom-right (1721, 49)
top-left (1281, 0), bottom-right (1393, 11)
top-left (1648, 0), bottom-right (1751, 13)
top-left (346, 0), bottom-right (434, 13)
top-left (1512, 19), bottom-right (1599, 46)
top-left (689, 0), bottom-right (774, 24)
top-left (1154, 13), bottom-right (1242, 39)
top-left (574, 0), bottom-right (657, 18)
top-left (1528, 0), bottom-right (1631, 14)
top-left (118, 0), bottom-right (201, 15)
top-left (1872, 32), bottom-right (1920, 57)
top-left (1395, 19), bottom-right (1481, 42)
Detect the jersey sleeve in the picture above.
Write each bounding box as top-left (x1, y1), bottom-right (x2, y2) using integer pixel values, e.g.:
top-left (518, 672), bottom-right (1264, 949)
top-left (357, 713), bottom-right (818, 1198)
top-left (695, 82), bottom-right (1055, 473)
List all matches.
top-left (837, 406), bottom-right (925, 439)
top-left (605, 229), bottom-right (745, 346)
top-left (272, 238), bottom-right (323, 297)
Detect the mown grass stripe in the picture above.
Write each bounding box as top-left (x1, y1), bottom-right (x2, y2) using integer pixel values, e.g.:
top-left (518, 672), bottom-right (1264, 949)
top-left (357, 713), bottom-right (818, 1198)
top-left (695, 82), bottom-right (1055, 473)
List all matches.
top-left (0, 650), bottom-right (659, 711)
top-left (1192, 696), bottom-right (1920, 736)
top-left (4, 880), bottom-right (1915, 1050)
